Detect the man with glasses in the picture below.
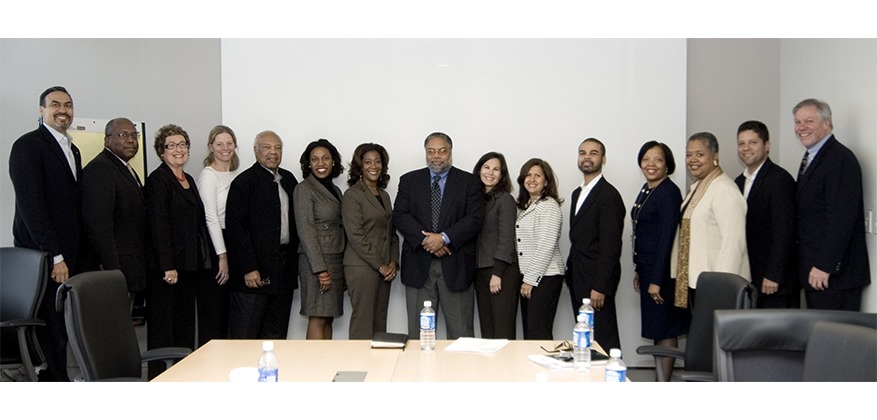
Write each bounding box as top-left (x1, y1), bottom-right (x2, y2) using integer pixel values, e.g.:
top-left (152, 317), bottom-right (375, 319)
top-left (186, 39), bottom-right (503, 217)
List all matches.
top-left (9, 86), bottom-right (82, 381)
top-left (81, 117), bottom-right (148, 311)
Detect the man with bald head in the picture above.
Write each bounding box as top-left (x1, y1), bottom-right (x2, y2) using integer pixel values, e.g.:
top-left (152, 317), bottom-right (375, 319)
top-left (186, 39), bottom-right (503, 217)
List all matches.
top-left (225, 131), bottom-right (299, 338)
top-left (81, 118), bottom-right (148, 304)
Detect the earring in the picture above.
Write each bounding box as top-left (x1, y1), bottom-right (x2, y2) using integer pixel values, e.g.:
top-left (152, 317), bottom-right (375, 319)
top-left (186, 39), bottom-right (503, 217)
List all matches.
top-left (713, 159), bottom-right (718, 166)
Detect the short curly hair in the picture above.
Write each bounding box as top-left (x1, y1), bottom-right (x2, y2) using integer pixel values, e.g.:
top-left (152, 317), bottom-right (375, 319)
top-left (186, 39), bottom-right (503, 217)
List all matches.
top-left (347, 142), bottom-right (390, 188)
top-left (153, 124), bottom-right (190, 158)
top-left (299, 139), bottom-right (344, 179)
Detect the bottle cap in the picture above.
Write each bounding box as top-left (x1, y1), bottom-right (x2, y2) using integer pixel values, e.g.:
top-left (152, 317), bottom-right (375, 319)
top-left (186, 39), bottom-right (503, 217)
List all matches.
top-left (262, 341), bottom-right (274, 351)
top-left (583, 298), bottom-right (591, 305)
top-left (424, 300), bottom-right (432, 307)
top-left (609, 348), bottom-right (621, 358)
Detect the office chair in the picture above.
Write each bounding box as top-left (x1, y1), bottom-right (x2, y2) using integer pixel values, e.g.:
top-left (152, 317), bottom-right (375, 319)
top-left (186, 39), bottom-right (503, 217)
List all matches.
top-left (803, 321), bottom-right (877, 382)
top-left (713, 309), bottom-right (877, 381)
top-left (0, 247), bottom-right (50, 381)
top-left (636, 271), bottom-right (756, 381)
top-left (56, 270), bottom-right (191, 381)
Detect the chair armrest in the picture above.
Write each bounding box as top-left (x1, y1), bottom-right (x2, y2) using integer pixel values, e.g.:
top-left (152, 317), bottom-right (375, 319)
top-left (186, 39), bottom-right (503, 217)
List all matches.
top-left (0, 319), bottom-right (46, 328)
top-left (673, 371), bottom-right (715, 382)
top-left (141, 347), bottom-right (192, 370)
top-left (637, 344), bottom-right (686, 382)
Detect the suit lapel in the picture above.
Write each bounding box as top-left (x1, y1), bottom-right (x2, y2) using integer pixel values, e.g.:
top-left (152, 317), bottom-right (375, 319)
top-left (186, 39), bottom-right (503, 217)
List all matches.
top-left (437, 169), bottom-right (458, 229)
top-left (572, 178), bottom-right (603, 227)
top-left (306, 176), bottom-right (340, 205)
top-left (104, 150), bottom-right (146, 202)
top-left (747, 159), bottom-right (772, 202)
top-left (798, 136), bottom-right (834, 190)
top-left (358, 179), bottom-right (389, 216)
top-left (39, 125), bottom-right (79, 183)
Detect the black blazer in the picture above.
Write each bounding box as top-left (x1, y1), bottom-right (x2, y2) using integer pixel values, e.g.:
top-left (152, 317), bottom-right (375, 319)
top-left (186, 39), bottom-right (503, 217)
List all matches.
top-left (567, 176), bottom-right (625, 296)
top-left (9, 125), bottom-right (82, 269)
top-left (225, 162), bottom-right (299, 294)
top-left (393, 166), bottom-right (484, 291)
top-left (735, 158), bottom-right (798, 295)
top-left (631, 178), bottom-right (681, 286)
top-left (81, 149), bottom-right (148, 292)
top-left (796, 136), bottom-right (871, 291)
top-left (145, 162), bottom-right (213, 273)
top-left (476, 192), bottom-right (517, 269)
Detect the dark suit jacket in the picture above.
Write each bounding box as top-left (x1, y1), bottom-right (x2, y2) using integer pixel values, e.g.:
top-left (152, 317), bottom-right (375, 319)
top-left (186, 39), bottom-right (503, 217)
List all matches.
top-left (9, 125), bottom-right (82, 269)
top-left (735, 158), bottom-right (798, 295)
top-left (567, 177), bottom-right (625, 297)
top-left (225, 163), bottom-right (299, 294)
top-left (342, 179), bottom-right (398, 269)
top-left (81, 149), bottom-right (147, 292)
top-left (796, 136), bottom-right (871, 291)
top-left (476, 192), bottom-right (518, 269)
top-left (144, 163), bottom-right (213, 273)
top-left (393, 166), bottom-right (484, 291)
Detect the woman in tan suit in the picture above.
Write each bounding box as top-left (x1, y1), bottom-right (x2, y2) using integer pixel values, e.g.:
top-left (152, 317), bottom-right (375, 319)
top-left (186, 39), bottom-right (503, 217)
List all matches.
top-left (342, 143), bottom-right (399, 339)
top-left (295, 139), bottom-right (346, 339)
top-left (671, 132), bottom-right (749, 309)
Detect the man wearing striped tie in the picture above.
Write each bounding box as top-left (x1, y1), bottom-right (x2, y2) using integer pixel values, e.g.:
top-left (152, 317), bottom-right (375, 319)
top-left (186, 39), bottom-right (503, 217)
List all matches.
top-left (393, 132), bottom-right (485, 340)
top-left (794, 99), bottom-right (870, 311)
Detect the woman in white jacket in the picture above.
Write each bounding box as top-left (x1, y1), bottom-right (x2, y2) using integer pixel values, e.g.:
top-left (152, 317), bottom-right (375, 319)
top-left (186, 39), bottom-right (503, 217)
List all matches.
top-left (515, 158), bottom-right (566, 339)
top-left (671, 132), bottom-right (750, 309)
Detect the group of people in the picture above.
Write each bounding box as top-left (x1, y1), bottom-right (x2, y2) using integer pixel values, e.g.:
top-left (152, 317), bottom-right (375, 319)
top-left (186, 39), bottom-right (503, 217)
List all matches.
top-left (9, 86), bottom-right (870, 382)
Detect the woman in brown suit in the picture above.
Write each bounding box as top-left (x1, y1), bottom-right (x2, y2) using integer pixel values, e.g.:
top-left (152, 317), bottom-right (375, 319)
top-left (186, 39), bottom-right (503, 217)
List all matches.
top-left (294, 139), bottom-right (346, 339)
top-left (342, 143), bottom-right (399, 339)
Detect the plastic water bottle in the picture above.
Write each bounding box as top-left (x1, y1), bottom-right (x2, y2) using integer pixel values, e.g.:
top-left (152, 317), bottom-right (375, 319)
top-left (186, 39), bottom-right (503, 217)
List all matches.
top-left (578, 298), bottom-right (595, 338)
top-left (257, 340), bottom-right (279, 382)
top-left (604, 348), bottom-right (627, 382)
top-left (573, 314), bottom-right (591, 372)
top-left (420, 300), bottom-right (436, 351)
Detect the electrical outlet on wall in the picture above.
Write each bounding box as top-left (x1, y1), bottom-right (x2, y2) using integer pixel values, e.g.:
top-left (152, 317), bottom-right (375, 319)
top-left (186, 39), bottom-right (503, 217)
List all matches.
top-left (865, 210), bottom-right (873, 234)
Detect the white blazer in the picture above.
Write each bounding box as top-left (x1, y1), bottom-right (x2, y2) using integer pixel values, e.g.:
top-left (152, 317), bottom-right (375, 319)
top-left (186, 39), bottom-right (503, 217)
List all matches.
top-left (671, 173), bottom-right (750, 288)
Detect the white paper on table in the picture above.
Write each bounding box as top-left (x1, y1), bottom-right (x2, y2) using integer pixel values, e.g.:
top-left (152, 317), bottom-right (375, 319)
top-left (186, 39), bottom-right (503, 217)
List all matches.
top-left (443, 337), bottom-right (509, 354)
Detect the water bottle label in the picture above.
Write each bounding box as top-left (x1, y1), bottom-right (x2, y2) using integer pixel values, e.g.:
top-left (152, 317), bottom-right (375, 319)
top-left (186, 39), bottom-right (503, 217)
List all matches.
top-left (258, 367), bottom-right (278, 382)
top-left (605, 369), bottom-right (626, 382)
top-left (420, 313), bottom-right (435, 330)
top-left (573, 329), bottom-right (591, 348)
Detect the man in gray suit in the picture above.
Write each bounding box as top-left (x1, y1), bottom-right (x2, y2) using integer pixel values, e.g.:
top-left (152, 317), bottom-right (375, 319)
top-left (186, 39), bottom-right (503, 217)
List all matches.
top-left (393, 132), bottom-right (484, 339)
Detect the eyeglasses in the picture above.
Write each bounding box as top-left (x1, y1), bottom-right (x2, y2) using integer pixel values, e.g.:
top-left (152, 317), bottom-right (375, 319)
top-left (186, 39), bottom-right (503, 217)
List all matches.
top-left (164, 142), bottom-right (190, 150)
top-left (113, 131), bottom-right (140, 141)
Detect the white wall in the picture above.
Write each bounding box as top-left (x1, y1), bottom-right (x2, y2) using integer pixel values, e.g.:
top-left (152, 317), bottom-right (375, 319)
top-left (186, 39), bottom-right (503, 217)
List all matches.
top-left (777, 39), bottom-right (877, 312)
top-left (221, 39), bottom-right (689, 365)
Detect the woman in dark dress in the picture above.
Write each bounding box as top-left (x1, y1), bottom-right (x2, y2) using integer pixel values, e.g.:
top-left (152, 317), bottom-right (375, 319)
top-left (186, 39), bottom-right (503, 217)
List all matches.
top-left (631, 141), bottom-right (690, 381)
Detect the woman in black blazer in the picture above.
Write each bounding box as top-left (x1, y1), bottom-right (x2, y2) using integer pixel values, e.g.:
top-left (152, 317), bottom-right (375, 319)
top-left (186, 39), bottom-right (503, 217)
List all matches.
top-left (145, 124), bottom-right (214, 376)
top-left (342, 143), bottom-right (399, 339)
top-left (472, 152), bottom-right (521, 339)
top-left (631, 141), bottom-right (689, 381)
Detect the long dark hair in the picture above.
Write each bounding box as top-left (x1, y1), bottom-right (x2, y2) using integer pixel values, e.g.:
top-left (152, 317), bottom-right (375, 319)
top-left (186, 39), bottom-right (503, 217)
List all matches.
top-left (347, 142), bottom-right (390, 189)
top-left (472, 151), bottom-right (512, 201)
top-left (516, 158), bottom-right (562, 210)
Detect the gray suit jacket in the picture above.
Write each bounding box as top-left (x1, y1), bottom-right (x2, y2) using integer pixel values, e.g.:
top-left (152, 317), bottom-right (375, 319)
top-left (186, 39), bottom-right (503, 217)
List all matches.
top-left (476, 192), bottom-right (517, 269)
top-left (342, 179), bottom-right (398, 269)
top-left (294, 176), bottom-right (346, 274)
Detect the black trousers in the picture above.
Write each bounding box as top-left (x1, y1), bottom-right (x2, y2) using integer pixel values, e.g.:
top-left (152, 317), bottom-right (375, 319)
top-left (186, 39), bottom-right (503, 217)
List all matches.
top-left (521, 275), bottom-right (563, 340)
top-left (36, 281), bottom-right (69, 381)
top-left (474, 265), bottom-right (521, 340)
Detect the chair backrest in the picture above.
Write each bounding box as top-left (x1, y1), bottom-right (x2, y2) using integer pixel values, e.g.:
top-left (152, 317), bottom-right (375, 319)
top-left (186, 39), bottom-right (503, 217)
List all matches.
top-left (714, 309), bottom-right (877, 381)
top-left (803, 321), bottom-right (877, 382)
top-left (57, 270), bottom-right (143, 381)
top-left (0, 247), bottom-right (50, 362)
top-left (683, 272), bottom-right (756, 375)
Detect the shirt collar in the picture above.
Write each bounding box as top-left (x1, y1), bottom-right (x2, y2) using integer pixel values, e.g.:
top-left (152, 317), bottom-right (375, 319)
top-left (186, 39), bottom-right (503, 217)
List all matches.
top-left (743, 159), bottom-right (766, 180)
top-left (579, 173), bottom-right (603, 191)
top-left (806, 133), bottom-right (833, 157)
top-left (43, 123), bottom-right (72, 144)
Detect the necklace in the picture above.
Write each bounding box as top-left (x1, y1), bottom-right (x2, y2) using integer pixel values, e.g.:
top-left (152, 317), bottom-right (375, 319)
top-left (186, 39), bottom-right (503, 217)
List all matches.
top-left (630, 183), bottom-right (656, 256)
top-left (174, 172), bottom-right (187, 182)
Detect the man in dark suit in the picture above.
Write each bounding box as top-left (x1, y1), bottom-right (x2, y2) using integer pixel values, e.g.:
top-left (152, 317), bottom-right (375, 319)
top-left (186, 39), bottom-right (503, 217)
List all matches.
top-left (81, 118), bottom-right (147, 304)
top-left (794, 99), bottom-right (870, 311)
top-left (225, 131), bottom-right (299, 338)
top-left (566, 138), bottom-right (625, 351)
top-left (393, 132), bottom-right (484, 339)
top-left (8, 86), bottom-right (82, 381)
top-left (734, 120), bottom-right (799, 308)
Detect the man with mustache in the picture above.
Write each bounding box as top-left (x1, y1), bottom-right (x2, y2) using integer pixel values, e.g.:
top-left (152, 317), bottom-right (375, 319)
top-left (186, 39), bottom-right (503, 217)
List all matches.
top-left (9, 86), bottom-right (82, 381)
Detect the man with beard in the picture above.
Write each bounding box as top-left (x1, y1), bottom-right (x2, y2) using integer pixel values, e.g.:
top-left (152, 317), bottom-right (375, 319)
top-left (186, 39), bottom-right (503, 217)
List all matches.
top-left (566, 138), bottom-right (625, 351)
top-left (393, 132), bottom-right (484, 339)
top-left (9, 86), bottom-right (82, 381)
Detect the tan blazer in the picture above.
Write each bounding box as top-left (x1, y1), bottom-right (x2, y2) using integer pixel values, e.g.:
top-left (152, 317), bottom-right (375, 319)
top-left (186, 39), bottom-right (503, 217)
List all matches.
top-left (341, 179), bottom-right (398, 269)
top-left (671, 172), bottom-right (750, 287)
top-left (294, 176), bottom-right (345, 274)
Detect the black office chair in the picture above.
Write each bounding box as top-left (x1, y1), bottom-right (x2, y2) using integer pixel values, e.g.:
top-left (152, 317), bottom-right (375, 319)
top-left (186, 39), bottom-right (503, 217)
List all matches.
top-left (56, 270), bottom-right (191, 381)
top-left (636, 271), bottom-right (756, 381)
top-left (0, 247), bottom-right (50, 381)
top-left (803, 321), bottom-right (877, 382)
top-left (713, 309), bottom-right (877, 381)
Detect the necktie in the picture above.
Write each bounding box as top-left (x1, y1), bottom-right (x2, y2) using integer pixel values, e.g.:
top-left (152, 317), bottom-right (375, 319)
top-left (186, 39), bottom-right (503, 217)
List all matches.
top-left (127, 164), bottom-right (142, 186)
top-left (431, 175), bottom-right (441, 231)
top-left (797, 151), bottom-right (810, 180)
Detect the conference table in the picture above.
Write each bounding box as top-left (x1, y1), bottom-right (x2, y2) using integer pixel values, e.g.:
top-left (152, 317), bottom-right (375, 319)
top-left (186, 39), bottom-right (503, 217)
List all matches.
top-left (152, 339), bottom-right (612, 382)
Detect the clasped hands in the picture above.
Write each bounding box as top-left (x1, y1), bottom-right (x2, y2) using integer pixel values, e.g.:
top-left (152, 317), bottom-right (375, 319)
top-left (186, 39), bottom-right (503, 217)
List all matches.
top-left (421, 231), bottom-right (451, 257)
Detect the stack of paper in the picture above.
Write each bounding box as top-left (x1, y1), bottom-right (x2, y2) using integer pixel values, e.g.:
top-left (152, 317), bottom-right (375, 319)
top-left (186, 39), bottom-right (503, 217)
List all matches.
top-left (443, 337), bottom-right (509, 354)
